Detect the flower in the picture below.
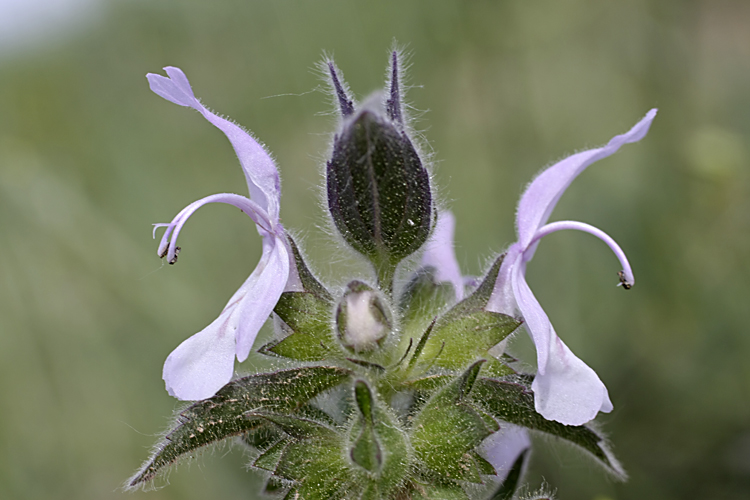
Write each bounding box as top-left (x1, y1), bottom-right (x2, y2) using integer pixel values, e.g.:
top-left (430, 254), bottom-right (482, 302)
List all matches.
top-left (421, 210), bottom-right (465, 302)
top-left (147, 67), bottom-right (297, 401)
top-left (487, 109), bottom-right (658, 425)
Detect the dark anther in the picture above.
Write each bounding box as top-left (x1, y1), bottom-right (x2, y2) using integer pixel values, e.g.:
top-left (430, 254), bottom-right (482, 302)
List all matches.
top-left (617, 270), bottom-right (632, 290)
top-left (328, 62), bottom-right (354, 117)
top-left (169, 246), bottom-right (181, 265)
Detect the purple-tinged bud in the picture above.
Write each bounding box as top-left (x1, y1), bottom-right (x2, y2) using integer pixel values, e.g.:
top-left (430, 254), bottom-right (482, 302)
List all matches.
top-left (326, 54), bottom-right (432, 287)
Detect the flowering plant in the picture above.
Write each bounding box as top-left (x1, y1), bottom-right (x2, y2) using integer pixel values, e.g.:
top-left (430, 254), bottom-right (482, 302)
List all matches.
top-left (129, 51), bottom-right (655, 500)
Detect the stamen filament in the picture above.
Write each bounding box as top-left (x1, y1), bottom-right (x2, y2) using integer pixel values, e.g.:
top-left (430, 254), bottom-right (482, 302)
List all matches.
top-left (530, 220), bottom-right (634, 287)
top-left (156, 193), bottom-right (273, 264)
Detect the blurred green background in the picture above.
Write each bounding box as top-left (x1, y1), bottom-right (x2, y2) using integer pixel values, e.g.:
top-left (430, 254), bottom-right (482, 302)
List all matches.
top-left (1, 0), bottom-right (749, 499)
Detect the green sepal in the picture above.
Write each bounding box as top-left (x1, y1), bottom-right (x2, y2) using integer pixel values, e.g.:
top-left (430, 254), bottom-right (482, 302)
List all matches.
top-left (449, 254), bottom-right (505, 315)
top-left (263, 291), bottom-right (337, 361)
top-left (398, 266), bottom-right (456, 339)
top-left (350, 380), bottom-right (383, 473)
top-left (471, 377), bottom-right (625, 478)
top-left (417, 310), bottom-right (520, 371)
top-left (128, 366), bottom-right (351, 487)
top-left (253, 438), bottom-right (291, 471)
top-left (287, 234), bottom-right (332, 300)
top-left (488, 448), bottom-right (529, 500)
top-left (404, 373), bottom-right (453, 393)
top-left (241, 420), bottom-right (284, 451)
top-left (410, 361), bottom-right (498, 483)
top-left (275, 435), bottom-right (352, 500)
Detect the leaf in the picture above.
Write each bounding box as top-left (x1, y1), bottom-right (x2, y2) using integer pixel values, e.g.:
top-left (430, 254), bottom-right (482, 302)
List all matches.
top-left (253, 438), bottom-right (291, 471)
top-left (262, 291), bottom-right (336, 361)
top-left (419, 311), bottom-right (520, 370)
top-left (449, 254), bottom-right (505, 316)
top-left (406, 255), bottom-right (521, 372)
top-left (275, 435), bottom-right (353, 500)
top-left (129, 366), bottom-right (351, 487)
top-left (471, 377), bottom-right (625, 478)
top-left (410, 361), bottom-right (498, 483)
top-left (410, 483), bottom-right (471, 499)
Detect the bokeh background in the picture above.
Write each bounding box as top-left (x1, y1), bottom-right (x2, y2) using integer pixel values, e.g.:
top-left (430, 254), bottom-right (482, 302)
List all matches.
top-left (1, 0), bottom-right (749, 499)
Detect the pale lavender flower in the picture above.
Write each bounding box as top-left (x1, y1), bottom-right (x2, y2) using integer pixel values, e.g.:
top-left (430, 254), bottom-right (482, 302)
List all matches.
top-left (487, 109), bottom-right (658, 425)
top-left (421, 210), bottom-right (465, 302)
top-left (147, 67), bottom-right (297, 401)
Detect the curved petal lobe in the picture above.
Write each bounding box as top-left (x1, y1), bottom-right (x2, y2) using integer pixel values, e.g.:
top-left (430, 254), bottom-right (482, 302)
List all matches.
top-left (516, 109), bottom-right (657, 245)
top-left (510, 258), bottom-right (552, 372)
top-left (147, 67), bottom-right (281, 221)
top-left (531, 335), bottom-right (613, 425)
top-left (234, 233), bottom-right (290, 361)
top-left (162, 305), bottom-right (239, 401)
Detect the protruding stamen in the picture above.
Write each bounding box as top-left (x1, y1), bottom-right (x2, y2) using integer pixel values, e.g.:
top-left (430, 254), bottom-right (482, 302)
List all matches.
top-left (529, 220), bottom-right (635, 288)
top-left (155, 193), bottom-right (274, 266)
top-left (168, 246), bottom-right (181, 265)
top-left (327, 62), bottom-right (354, 117)
top-left (617, 270), bottom-right (633, 289)
top-left (386, 51), bottom-right (402, 124)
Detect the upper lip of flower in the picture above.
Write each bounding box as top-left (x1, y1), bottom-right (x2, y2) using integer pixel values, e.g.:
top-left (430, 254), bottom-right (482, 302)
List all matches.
top-left (146, 67), bottom-right (293, 401)
top-left (486, 108), bottom-right (657, 425)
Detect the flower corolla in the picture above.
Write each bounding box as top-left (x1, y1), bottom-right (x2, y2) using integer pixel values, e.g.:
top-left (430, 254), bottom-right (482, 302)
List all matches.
top-left (486, 109), bottom-right (657, 425)
top-left (147, 67), bottom-right (297, 401)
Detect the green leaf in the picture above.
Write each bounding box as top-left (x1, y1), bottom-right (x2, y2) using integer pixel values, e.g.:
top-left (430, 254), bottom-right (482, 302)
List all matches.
top-left (411, 361), bottom-right (498, 483)
top-left (263, 291), bottom-right (337, 361)
top-left (128, 366), bottom-right (351, 487)
top-left (263, 476), bottom-right (286, 494)
top-left (471, 377), bottom-right (625, 478)
top-left (405, 255), bottom-right (521, 372)
top-left (448, 254), bottom-right (505, 316)
top-left (248, 412), bottom-right (340, 441)
top-left (275, 435), bottom-right (353, 500)
top-left (471, 450), bottom-right (497, 476)
top-left (241, 420), bottom-right (284, 451)
top-left (253, 438), bottom-right (291, 471)
top-left (418, 311), bottom-right (520, 370)
top-left (488, 448), bottom-right (529, 500)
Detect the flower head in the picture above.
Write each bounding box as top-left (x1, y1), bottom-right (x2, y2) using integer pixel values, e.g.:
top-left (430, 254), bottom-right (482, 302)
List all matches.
top-left (147, 67), bottom-right (296, 401)
top-left (487, 109), bottom-right (657, 425)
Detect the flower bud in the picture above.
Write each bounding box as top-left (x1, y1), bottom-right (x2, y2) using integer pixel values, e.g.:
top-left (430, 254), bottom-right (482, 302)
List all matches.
top-left (326, 55), bottom-right (433, 280)
top-left (336, 281), bottom-right (391, 352)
